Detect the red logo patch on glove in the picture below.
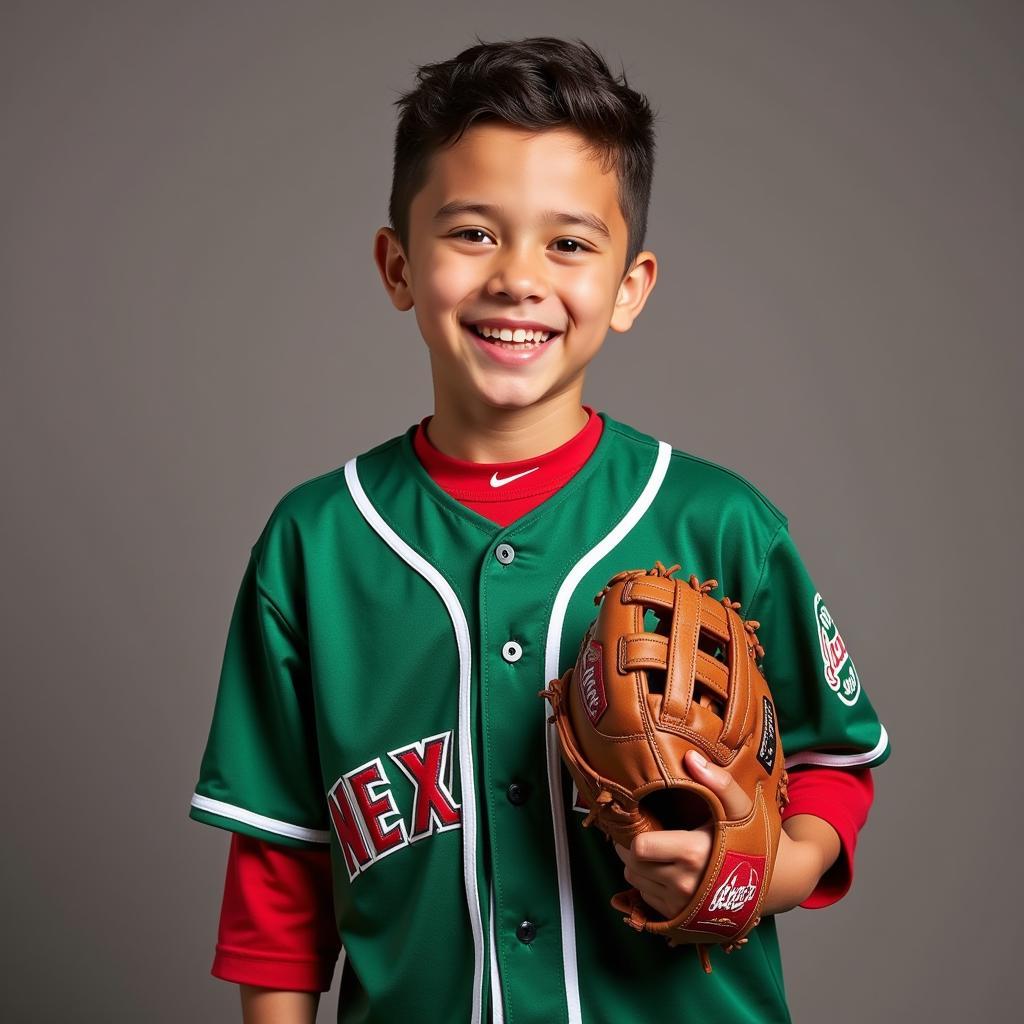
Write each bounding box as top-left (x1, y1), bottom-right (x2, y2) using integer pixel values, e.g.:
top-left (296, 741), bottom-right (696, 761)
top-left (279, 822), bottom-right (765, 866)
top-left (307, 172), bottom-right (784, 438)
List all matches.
top-left (692, 852), bottom-right (765, 935)
top-left (578, 639), bottom-right (607, 726)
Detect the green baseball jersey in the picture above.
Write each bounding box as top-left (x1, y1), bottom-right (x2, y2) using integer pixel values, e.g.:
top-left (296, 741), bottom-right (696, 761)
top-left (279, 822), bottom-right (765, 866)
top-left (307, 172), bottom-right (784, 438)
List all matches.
top-left (190, 411), bottom-right (890, 1024)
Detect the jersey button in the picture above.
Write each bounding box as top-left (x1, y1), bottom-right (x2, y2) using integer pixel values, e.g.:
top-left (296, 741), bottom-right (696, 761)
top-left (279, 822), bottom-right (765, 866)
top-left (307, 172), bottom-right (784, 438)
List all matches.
top-left (516, 920), bottom-right (537, 944)
top-left (501, 640), bottom-right (523, 663)
top-left (495, 543), bottom-right (515, 565)
top-left (506, 782), bottom-right (529, 806)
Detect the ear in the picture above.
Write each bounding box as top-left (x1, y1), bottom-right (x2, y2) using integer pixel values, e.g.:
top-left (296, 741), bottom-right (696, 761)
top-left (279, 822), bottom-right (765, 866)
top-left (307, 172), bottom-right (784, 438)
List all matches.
top-left (373, 227), bottom-right (414, 312)
top-left (609, 251), bottom-right (658, 333)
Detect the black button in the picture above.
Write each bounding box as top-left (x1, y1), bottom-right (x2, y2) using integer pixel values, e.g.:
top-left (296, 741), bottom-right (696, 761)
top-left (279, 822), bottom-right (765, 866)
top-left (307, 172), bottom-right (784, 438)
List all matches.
top-left (506, 782), bottom-right (529, 806)
top-left (516, 920), bottom-right (537, 944)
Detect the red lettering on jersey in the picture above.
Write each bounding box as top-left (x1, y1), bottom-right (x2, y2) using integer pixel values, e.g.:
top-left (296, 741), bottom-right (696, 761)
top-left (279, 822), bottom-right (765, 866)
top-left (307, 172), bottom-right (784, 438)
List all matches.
top-left (389, 734), bottom-right (461, 839)
top-left (826, 630), bottom-right (848, 673)
top-left (327, 781), bottom-right (372, 880)
top-left (347, 759), bottom-right (408, 856)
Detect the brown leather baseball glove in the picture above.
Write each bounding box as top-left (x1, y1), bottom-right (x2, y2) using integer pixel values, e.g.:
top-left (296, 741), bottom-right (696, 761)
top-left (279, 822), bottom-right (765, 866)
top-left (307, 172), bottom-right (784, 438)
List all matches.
top-left (539, 561), bottom-right (790, 974)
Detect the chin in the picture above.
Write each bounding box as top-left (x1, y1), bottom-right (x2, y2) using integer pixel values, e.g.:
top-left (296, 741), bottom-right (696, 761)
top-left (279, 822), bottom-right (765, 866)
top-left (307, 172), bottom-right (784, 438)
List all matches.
top-left (470, 379), bottom-right (551, 412)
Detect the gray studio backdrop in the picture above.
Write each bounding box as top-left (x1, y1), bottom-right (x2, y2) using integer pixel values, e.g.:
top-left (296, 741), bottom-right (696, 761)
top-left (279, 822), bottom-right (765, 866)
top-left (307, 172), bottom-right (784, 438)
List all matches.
top-left (2, 2), bottom-right (1020, 1021)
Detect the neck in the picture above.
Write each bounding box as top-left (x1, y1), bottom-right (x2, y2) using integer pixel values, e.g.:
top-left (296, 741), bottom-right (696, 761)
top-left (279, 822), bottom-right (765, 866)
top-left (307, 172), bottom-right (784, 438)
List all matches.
top-left (427, 391), bottom-right (590, 463)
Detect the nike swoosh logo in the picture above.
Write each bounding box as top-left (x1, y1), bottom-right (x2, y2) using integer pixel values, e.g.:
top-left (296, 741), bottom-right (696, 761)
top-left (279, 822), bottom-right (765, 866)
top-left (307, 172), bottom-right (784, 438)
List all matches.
top-left (490, 467), bottom-right (540, 488)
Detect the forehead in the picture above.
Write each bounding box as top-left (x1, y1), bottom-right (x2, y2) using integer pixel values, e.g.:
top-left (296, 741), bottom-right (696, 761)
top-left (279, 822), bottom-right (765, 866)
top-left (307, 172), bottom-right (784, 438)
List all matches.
top-left (413, 122), bottom-right (624, 235)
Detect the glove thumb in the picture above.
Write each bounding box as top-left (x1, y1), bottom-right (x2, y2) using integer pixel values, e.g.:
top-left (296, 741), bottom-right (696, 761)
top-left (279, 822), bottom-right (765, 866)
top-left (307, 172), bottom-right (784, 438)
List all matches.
top-left (684, 748), bottom-right (753, 821)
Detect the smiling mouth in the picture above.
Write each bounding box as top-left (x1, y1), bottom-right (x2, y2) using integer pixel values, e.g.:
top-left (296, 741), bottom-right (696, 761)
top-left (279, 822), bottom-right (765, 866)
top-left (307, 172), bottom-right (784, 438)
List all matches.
top-left (463, 323), bottom-right (562, 349)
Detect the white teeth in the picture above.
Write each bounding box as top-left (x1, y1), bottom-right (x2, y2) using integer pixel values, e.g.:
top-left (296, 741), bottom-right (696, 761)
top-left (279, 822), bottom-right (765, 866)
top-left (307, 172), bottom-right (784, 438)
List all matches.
top-left (470, 324), bottom-right (552, 343)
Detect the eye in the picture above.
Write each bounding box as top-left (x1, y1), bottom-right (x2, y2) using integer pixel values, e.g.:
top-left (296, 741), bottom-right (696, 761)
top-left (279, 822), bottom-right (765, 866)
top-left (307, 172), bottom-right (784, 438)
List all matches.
top-left (449, 229), bottom-right (593, 253)
top-left (451, 228), bottom-right (495, 244)
top-left (553, 238), bottom-right (592, 254)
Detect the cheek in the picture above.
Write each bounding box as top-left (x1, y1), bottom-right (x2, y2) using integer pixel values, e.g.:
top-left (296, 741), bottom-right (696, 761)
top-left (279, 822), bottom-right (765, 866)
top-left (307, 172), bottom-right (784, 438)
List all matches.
top-left (563, 271), bottom-right (618, 323)
top-left (422, 252), bottom-right (478, 313)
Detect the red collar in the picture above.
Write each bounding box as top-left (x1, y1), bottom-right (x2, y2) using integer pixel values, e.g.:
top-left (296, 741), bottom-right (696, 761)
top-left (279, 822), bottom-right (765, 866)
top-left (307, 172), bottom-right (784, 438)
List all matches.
top-left (412, 406), bottom-right (603, 502)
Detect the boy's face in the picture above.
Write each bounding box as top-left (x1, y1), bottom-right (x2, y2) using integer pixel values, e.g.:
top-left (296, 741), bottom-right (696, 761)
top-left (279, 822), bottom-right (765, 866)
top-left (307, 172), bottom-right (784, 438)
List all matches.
top-left (376, 122), bottom-right (656, 416)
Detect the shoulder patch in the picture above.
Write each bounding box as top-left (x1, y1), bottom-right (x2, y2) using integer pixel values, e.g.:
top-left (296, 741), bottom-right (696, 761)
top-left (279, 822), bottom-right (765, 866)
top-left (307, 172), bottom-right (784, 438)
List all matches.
top-left (814, 593), bottom-right (861, 706)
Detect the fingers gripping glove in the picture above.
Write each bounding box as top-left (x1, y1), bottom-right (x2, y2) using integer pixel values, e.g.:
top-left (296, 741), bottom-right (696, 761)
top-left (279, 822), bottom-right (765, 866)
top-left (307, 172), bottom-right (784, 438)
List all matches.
top-left (539, 562), bottom-right (790, 974)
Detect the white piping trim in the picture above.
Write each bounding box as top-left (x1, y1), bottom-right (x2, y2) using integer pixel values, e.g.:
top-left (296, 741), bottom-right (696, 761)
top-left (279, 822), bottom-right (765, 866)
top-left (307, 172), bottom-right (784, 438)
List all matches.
top-left (543, 440), bottom-right (673, 1024)
top-left (344, 457), bottom-right (485, 1024)
top-left (190, 792), bottom-right (331, 844)
top-left (785, 724), bottom-right (890, 768)
top-left (489, 883), bottom-right (505, 1024)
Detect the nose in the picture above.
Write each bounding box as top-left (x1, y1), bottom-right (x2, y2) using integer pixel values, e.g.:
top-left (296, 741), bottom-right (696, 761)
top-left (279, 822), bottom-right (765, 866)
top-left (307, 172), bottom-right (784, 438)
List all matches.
top-left (485, 242), bottom-right (550, 302)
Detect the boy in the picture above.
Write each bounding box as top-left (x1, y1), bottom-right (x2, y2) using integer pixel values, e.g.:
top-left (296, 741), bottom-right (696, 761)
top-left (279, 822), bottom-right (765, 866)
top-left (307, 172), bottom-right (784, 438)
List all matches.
top-left (189, 36), bottom-right (888, 1024)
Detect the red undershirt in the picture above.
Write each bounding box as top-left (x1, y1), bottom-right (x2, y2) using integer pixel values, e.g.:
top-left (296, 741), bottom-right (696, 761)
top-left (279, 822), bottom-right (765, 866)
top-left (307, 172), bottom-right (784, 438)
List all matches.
top-left (212, 407), bottom-right (875, 991)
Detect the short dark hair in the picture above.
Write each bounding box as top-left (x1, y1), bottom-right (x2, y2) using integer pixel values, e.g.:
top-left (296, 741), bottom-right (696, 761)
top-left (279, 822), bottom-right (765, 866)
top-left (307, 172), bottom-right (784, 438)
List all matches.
top-left (388, 36), bottom-right (658, 279)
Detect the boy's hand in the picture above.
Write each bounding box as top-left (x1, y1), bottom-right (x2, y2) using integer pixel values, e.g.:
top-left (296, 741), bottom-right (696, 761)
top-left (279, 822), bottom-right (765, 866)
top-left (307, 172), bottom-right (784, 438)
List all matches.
top-left (613, 749), bottom-right (837, 921)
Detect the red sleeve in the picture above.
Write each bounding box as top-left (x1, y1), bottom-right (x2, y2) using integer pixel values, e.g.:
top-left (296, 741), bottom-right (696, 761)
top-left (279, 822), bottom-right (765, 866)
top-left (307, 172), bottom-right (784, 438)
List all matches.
top-left (781, 766), bottom-right (874, 909)
top-left (211, 833), bottom-right (342, 992)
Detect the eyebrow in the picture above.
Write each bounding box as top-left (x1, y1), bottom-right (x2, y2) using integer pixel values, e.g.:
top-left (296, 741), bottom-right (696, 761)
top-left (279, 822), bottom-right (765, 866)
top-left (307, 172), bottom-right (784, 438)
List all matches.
top-left (433, 200), bottom-right (611, 241)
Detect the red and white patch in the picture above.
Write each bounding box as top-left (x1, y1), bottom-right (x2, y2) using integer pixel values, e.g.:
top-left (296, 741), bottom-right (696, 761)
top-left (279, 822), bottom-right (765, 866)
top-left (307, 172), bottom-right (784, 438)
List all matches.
top-left (577, 639), bottom-right (608, 725)
top-left (691, 852), bottom-right (765, 936)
